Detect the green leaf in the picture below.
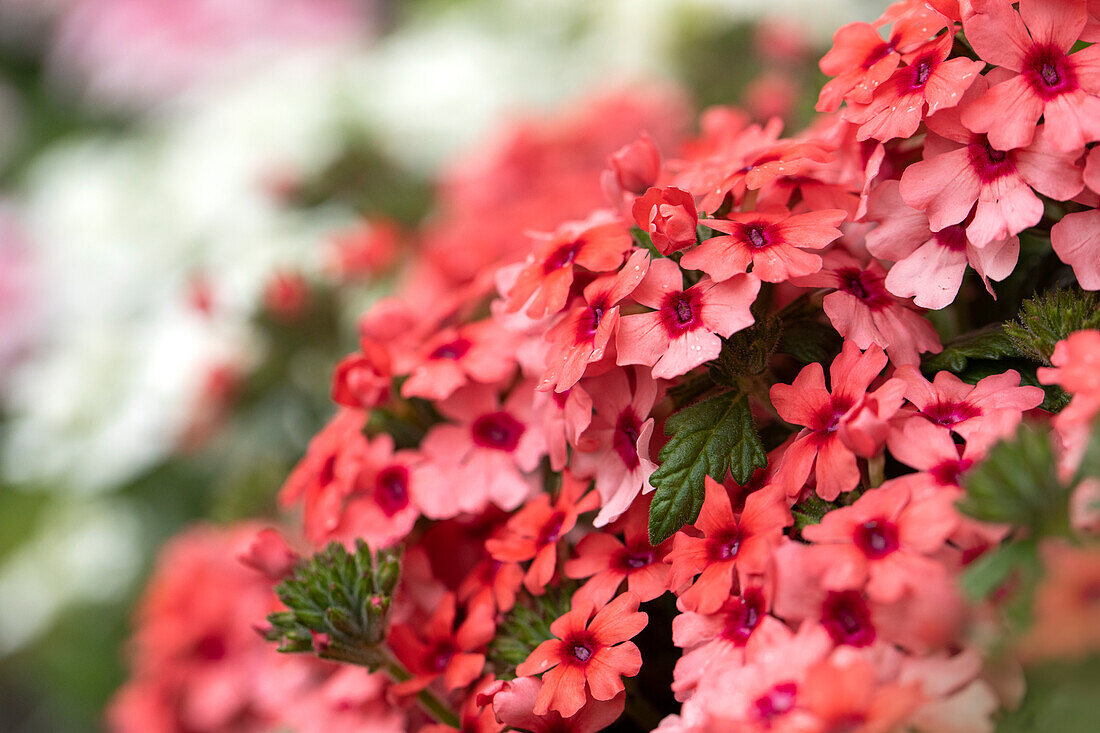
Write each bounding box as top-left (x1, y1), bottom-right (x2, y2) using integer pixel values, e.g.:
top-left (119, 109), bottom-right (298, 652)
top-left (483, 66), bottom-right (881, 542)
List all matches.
top-left (959, 423), bottom-right (1070, 537)
top-left (776, 319), bottom-right (842, 365)
top-left (648, 391), bottom-right (766, 544)
top-left (960, 540), bottom-right (1037, 601)
top-left (1004, 288), bottom-right (1100, 365)
top-left (630, 226), bottom-right (663, 259)
top-left (709, 315), bottom-right (782, 382)
top-left (923, 324), bottom-right (1019, 373)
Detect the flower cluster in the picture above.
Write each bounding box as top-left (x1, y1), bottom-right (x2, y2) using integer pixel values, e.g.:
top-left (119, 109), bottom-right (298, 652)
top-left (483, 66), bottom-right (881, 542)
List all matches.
top-left (113, 2), bottom-right (1100, 731)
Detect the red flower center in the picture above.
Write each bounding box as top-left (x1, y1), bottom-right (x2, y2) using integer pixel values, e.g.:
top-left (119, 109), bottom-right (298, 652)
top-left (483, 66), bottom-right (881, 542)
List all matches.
top-left (930, 457), bottom-right (973, 487)
top-left (711, 528), bottom-right (742, 561)
top-left (544, 241), bottom-right (580, 273)
top-left (969, 140), bottom-right (1016, 183)
top-left (821, 590), bottom-right (876, 647)
top-left (613, 409), bottom-right (643, 470)
top-left (660, 290), bottom-right (702, 335)
top-left (835, 267), bottom-right (890, 310)
top-left (375, 465), bottom-right (410, 516)
top-left (471, 411), bottom-right (525, 451)
top-left (194, 634), bottom-right (227, 662)
top-left (745, 224), bottom-right (770, 249)
top-left (620, 548), bottom-right (654, 570)
top-left (723, 589), bottom-right (765, 645)
top-left (1024, 45), bottom-right (1076, 99)
top-left (922, 399), bottom-right (980, 427)
top-left (854, 519), bottom-right (900, 559)
top-left (577, 297), bottom-right (609, 341)
top-left (814, 395), bottom-right (854, 433)
top-left (431, 644), bottom-right (455, 672)
top-left (908, 58), bottom-right (933, 89)
top-left (564, 632), bottom-right (597, 665)
top-left (934, 225), bottom-right (968, 253)
top-left (539, 511), bottom-right (567, 546)
top-left (754, 682), bottom-right (798, 722)
top-left (430, 338), bottom-right (472, 361)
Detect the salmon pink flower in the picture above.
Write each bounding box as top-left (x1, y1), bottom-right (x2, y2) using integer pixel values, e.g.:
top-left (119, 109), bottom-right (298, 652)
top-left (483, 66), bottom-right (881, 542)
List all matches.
top-left (603, 132), bottom-right (662, 198)
top-left (797, 649), bottom-right (925, 733)
top-left (1019, 539), bottom-right (1100, 661)
top-left (816, 3), bottom-right (949, 112)
top-left (846, 34), bottom-right (984, 142)
top-left (684, 207), bottom-right (846, 283)
top-left (515, 592), bottom-right (647, 718)
top-left (865, 180), bottom-right (1019, 309)
top-left (401, 320), bottom-right (517, 401)
top-left (486, 472), bottom-right (600, 595)
top-left (802, 482), bottom-right (958, 603)
top-left (769, 341), bottom-right (905, 500)
top-left (1051, 210), bottom-right (1100, 289)
top-left (238, 528), bottom-right (299, 581)
top-left (505, 212), bottom-right (632, 319)
top-left (481, 675), bottom-right (625, 733)
top-left (616, 258), bottom-right (759, 379)
top-left (565, 501), bottom-right (673, 607)
top-left (1038, 329), bottom-right (1100, 471)
top-left (533, 382), bottom-right (594, 472)
top-left (457, 554), bottom-right (525, 616)
top-left (571, 368), bottom-right (661, 527)
top-left (417, 383), bottom-right (547, 517)
top-left (893, 366), bottom-right (1045, 443)
top-left (961, 0), bottom-right (1100, 152)
top-left (666, 480), bottom-right (791, 614)
top-left (632, 186), bottom-right (699, 255)
top-left (899, 76), bottom-right (1085, 247)
top-left (795, 251), bottom-right (942, 365)
top-left (539, 249), bottom-right (650, 393)
top-left (331, 340), bottom-right (392, 409)
top-left (388, 592), bottom-right (496, 694)
top-left (671, 586), bottom-right (789, 702)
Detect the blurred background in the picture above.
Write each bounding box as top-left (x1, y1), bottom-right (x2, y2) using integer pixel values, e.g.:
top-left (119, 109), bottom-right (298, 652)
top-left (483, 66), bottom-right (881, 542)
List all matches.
top-left (0, 1), bottom-right (883, 730)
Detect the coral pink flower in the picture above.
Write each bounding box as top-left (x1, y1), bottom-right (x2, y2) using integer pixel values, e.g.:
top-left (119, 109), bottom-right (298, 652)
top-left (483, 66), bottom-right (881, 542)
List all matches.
top-left (539, 249), bottom-right (650, 393)
top-left (515, 592), bottom-right (647, 718)
top-left (893, 366), bottom-right (1045, 443)
top-left (865, 180), bottom-right (1019, 309)
top-left (1051, 210), bottom-right (1100, 289)
top-left (802, 482), bottom-right (958, 603)
top-left (401, 320), bottom-right (517, 401)
top-left (847, 34), bottom-right (984, 142)
top-left (331, 340), bottom-right (392, 409)
top-left (565, 501), bottom-right (673, 607)
top-left (504, 212), bottom-right (633, 318)
top-left (571, 369), bottom-right (661, 527)
top-left (616, 258), bottom-right (759, 379)
top-left (795, 250), bottom-right (941, 365)
top-left (1038, 329), bottom-right (1100, 471)
top-left (773, 541), bottom-right (966, 654)
top-left (899, 76), bottom-right (1085, 247)
top-left (486, 472), bottom-right (600, 594)
top-left (388, 593), bottom-right (496, 694)
top-left (481, 675), bottom-right (625, 733)
top-left (817, 3), bottom-right (949, 112)
top-left (238, 528), bottom-right (299, 581)
top-left (683, 207), bottom-right (846, 283)
top-left (417, 383), bottom-right (547, 517)
top-left (604, 132), bottom-right (662, 198)
top-left (671, 587), bottom-right (790, 701)
top-left (666, 481), bottom-right (791, 614)
top-left (961, 0), bottom-right (1100, 152)
top-left (797, 649), bottom-right (925, 733)
top-left (327, 433), bottom-right (423, 549)
top-left (457, 555), bottom-right (525, 616)
top-left (770, 341), bottom-right (905, 499)
top-left (633, 186), bottom-right (699, 255)
top-left (532, 382), bottom-right (594, 472)
top-left (1019, 539), bottom-right (1100, 660)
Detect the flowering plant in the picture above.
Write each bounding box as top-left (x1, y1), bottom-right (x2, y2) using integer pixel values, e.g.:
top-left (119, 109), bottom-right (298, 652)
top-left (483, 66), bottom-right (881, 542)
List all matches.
top-left (113, 1), bottom-right (1100, 731)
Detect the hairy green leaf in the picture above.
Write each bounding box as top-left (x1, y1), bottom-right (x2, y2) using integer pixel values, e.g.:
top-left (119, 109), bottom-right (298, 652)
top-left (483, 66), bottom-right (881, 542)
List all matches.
top-left (648, 391), bottom-right (766, 544)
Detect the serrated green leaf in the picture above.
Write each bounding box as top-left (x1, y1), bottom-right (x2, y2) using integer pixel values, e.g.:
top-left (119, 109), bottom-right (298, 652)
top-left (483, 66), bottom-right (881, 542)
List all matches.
top-left (1004, 289), bottom-right (1100, 365)
top-left (648, 391), bottom-right (766, 544)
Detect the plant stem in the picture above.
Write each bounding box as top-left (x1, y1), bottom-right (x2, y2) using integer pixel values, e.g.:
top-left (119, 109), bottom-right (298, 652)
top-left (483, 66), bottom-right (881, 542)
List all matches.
top-left (382, 653), bottom-right (461, 729)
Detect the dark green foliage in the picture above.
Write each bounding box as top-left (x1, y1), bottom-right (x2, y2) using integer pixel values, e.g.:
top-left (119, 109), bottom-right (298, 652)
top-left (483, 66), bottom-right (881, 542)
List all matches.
top-left (265, 541), bottom-right (400, 669)
top-left (1005, 289), bottom-right (1100, 365)
top-left (958, 424), bottom-right (1070, 537)
top-left (923, 324), bottom-right (1019, 373)
top-left (648, 392), bottom-right (766, 544)
top-left (776, 319), bottom-right (843, 365)
top-left (488, 585), bottom-right (574, 678)
top-left (996, 656), bottom-right (1100, 733)
top-left (709, 315), bottom-right (782, 382)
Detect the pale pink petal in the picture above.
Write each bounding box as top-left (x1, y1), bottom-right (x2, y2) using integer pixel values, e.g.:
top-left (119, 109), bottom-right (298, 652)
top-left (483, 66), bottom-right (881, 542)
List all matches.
top-left (1051, 210), bottom-right (1100, 289)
